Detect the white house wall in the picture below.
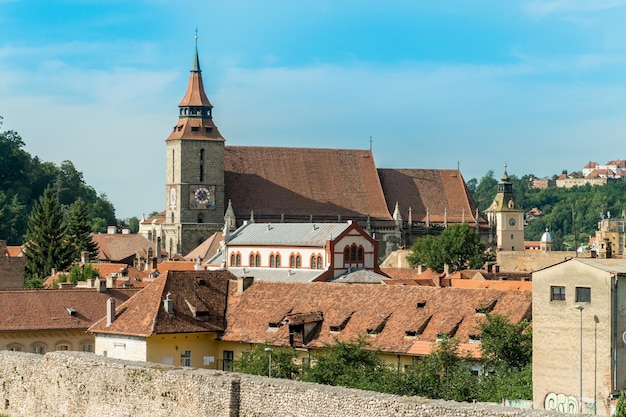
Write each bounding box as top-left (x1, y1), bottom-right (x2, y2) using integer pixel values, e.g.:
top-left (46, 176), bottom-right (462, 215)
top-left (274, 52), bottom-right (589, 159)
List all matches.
top-left (95, 333), bottom-right (147, 362)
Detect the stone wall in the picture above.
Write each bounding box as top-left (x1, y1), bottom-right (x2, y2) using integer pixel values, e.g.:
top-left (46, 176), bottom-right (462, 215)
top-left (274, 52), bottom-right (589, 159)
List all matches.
top-left (0, 351), bottom-right (580, 417)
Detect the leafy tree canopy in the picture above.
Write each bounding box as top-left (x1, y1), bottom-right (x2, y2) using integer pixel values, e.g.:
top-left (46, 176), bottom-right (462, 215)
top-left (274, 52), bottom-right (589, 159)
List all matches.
top-left (0, 117), bottom-right (116, 244)
top-left (407, 223), bottom-right (490, 272)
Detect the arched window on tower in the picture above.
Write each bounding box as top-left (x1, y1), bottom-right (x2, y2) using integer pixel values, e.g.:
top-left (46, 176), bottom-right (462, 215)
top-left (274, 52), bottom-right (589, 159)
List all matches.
top-left (199, 148), bottom-right (205, 182)
top-left (197, 214), bottom-right (204, 223)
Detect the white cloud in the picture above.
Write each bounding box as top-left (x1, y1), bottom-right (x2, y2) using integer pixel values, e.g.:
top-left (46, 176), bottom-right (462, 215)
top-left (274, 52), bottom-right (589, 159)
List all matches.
top-left (522, 0), bottom-right (626, 18)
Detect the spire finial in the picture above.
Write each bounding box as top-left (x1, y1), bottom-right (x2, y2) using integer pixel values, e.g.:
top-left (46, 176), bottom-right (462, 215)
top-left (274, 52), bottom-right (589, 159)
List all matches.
top-left (191, 28), bottom-right (201, 73)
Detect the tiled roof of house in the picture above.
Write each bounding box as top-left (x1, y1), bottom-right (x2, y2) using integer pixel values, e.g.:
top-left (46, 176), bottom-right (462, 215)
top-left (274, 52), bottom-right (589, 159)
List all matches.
top-left (0, 288), bottom-right (137, 332)
top-left (223, 281), bottom-right (532, 357)
top-left (89, 270), bottom-right (235, 337)
top-left (377, 169), bottom-right (486, 226)
top-left (185, 231), bottom-right (223, 262)
top-left (140, 211), bottom-right (166, 226)
top-left (6, 246), bottom-right (23, 257)
top-left (91, 234), bottom-right (156, 264)
top-left (42, 263), bottom-right (148, 288)
top-left (226, 222), bottom-right (350, 247)
top-left (224, 146), bottom-right (393, 222)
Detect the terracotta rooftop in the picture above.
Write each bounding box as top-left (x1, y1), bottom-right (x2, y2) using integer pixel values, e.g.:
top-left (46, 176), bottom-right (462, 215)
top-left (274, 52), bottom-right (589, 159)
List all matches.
top-left (0, 288), bottom-right (137, 332)
top-left (89, 270), bottom-right (235, 337)
top-left (6, 246), bottom-right (23, 257)
top-left (91, 234), bottom-right (156, 264)
top-left (185, 231), bottom-right (223, 262)
top-left (223, 281), bottom-right (532, 357)
top-left (377, 169), bottom-right (487, 226)
top-left (224, 146), bottom-right (393, 222)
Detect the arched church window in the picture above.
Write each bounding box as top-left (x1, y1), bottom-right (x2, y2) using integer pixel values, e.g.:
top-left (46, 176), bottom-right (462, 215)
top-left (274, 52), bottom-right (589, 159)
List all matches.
top-left (317, 255), bottom-right (323, 269)
top-left (276, 254), bottom-right (281, 268)
top-left (357, 246), bottom-right (364, 263)
top-left (199, 149), bottom-right (205, 182)
top-left (270, 254), bottom-right (275, 268)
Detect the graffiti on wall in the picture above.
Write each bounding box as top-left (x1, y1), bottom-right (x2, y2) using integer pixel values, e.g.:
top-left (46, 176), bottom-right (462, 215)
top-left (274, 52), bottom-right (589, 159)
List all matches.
top-left (544, 392), bottom-right (578, 414)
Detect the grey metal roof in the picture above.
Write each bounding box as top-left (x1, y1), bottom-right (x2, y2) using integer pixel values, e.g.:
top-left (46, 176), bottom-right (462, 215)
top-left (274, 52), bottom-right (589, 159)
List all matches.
top-left (223, 267), bottom-right (324, 283)
top-left (573, 258), bottom-right (626, 274)
top-left (226, 222), bottom-right (351, 247)
top-left (331, 269), bottom-right (391, 284)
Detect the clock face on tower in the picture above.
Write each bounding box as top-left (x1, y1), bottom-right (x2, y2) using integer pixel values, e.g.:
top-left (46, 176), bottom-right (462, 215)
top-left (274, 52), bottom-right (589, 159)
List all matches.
top-left (509, 218), bottom-right (516, 226)
top-left (189, 185), bottom-right (216, 209)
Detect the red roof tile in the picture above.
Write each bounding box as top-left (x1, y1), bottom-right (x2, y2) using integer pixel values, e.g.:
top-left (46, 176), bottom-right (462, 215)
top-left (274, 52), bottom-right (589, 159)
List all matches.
top-left (89, 270), bottom-right (235, 337)
top-left (377, 169), bottom-right (487, 226)
top-left (0, 289), bottom-right (137, 332)
top-left (223, 281), bottom-right (532, 357)
top-left (224, 147), bottom-right (392, 222)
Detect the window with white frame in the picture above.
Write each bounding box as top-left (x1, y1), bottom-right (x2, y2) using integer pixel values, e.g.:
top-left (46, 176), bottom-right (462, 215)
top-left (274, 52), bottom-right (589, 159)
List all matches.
top-left (181, 350), bottom-right (192, 367)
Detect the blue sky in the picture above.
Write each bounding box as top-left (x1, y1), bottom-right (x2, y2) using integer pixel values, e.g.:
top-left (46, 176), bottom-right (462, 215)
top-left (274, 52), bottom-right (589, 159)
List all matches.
top-left (2, 1), bottom-right (626, 219)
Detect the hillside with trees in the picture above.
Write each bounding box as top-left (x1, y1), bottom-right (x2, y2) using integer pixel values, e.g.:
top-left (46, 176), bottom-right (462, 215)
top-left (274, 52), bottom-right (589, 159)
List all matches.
top-left (468, 170), bottom-right (625, 251)
top-left (0, 117), bottom-right (117, 245)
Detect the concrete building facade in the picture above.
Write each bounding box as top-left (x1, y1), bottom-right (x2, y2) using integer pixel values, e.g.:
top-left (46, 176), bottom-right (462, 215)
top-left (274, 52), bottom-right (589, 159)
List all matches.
top-left (532, 258), bottom-right (626, 415)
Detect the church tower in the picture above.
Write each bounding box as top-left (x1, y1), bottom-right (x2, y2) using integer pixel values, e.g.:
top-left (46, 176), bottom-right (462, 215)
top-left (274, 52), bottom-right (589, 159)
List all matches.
top-left (485, 164), bottom-right (525, 251)
top-left (162, 37), bottom-right (225, 256)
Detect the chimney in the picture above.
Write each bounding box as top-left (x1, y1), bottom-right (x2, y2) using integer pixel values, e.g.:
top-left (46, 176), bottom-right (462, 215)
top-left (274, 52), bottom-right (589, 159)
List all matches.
top-left (443, 264), bottom-right (450, 276)
top-left (81, 251), bottom-right (90, 264)
top-left (237, 276), bottom-right (254, 294)
top-left (106, 276), bottom-right (117, 289)
top-left (121, 228), bottom-right (130, 235)
top-left (98, 279), bottom-right (107, 293)
top-left (417, 265), bottom-right (424, 275)
top-left (152, 257), bottom-right (158, 270)
top-left (107, 226), bottom-right (116, 234)
top-left (106, 297), bottom-right (116, 326)
top-left (164, 292), bottom-right (173, 314)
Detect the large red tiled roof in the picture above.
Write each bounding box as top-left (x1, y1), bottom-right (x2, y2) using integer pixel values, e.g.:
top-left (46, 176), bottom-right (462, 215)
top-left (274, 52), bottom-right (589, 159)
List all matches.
top-left (0, 289), bottom-right (137, 332)
top-left (89, 270), bottom-right (235, 337)
top-left (223, 281), bottom-right (531, 357)
top-left (224, 147), bottom-right (393, 222)
top-left (377, 169), bottom-right (486, 226)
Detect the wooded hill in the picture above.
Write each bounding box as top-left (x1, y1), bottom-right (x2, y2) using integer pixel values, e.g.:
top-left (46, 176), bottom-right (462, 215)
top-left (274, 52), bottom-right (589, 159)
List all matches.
top-left (468, 170), bottom-right (625, 251)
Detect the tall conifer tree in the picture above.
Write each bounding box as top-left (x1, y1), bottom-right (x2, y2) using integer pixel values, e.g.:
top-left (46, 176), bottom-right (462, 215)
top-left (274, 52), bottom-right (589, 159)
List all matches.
top-left (23, 187), bottom-right (72, 287)
top-left (65, 197), bottom-right (99, 262)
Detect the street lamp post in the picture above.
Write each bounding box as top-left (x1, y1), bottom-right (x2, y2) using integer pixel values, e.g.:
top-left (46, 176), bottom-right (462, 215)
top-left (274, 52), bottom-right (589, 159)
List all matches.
top-left (575, 304), bottom-right (584, 413)
top-left (264, 347), bottom-right (273, 378)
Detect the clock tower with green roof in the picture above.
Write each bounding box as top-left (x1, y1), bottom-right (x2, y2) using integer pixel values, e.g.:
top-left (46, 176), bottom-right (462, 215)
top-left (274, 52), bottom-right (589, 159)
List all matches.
top-left (485, 164), bottom-right (525, 251)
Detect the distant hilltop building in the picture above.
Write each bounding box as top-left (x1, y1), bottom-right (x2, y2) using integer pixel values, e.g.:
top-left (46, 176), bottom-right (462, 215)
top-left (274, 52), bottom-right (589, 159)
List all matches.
top-left (532, 159), bottom-right (626, 189)
top-left (139, 42), bottom-right (489, 259)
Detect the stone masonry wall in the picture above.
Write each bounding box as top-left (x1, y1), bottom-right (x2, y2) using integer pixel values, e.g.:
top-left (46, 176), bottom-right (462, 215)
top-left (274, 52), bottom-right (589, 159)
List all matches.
top-left (0, 351), bottom-right (582, 417)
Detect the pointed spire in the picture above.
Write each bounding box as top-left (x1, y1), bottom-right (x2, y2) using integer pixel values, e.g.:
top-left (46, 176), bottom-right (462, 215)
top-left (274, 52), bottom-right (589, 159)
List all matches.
top-left (224, 199), bottom-right (236, 230)
top-left (167, 31), bottom-right (224, 142)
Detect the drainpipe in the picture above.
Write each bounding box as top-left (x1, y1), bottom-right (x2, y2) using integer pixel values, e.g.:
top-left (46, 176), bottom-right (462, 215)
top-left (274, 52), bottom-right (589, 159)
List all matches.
top-left (613, 274), bottom-right (618, 393)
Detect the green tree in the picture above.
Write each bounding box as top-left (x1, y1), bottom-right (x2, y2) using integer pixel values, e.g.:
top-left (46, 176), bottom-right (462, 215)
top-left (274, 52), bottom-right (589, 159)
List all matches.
top-left (407, 223), bottom-right (488, 272)
top-left (23, 187), bottom-right (73, 287)
top-left (478, 313), bottom-right (532, 370)
top-left (65, 198), bottom-right (99, 262)
top-left (301, 337), bottom-right (393, 392)
top-left (402, 336), bottom-right (476, 401)
top-left (615, 391), bottom-right (626, 417)
top-left (67, 263), bottom-right (100, 284)
top-left (231, 344), bottom-right (300, 379)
